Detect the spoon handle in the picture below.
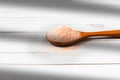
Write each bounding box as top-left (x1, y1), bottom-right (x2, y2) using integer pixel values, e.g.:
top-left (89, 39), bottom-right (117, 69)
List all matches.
top-left (87, 30), bottom-right (120, 37)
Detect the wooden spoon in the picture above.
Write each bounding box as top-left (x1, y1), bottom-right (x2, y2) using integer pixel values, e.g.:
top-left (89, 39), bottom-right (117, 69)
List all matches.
top-left (46, 26), bottom-right (120, 46)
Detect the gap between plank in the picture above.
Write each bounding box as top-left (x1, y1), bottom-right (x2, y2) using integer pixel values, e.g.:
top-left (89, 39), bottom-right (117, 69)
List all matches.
top-left (0, 63), bottom-right (120, 65)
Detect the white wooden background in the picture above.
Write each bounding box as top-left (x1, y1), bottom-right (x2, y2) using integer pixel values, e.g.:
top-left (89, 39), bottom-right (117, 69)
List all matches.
top-left (0, 0), bottom-right (120, 79)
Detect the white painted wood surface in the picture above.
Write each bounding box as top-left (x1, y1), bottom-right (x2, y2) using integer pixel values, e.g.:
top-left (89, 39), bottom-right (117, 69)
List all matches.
top-left (0, 0), bottom-right (119, 65)
top-left (0, 0), bottom-right (120, 79)
top-left (0, 31), bottom-right (119, 64)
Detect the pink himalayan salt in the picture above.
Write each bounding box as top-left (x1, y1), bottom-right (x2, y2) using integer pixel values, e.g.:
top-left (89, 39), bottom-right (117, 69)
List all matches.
top-left (47, 26), bottom-right (80, 43)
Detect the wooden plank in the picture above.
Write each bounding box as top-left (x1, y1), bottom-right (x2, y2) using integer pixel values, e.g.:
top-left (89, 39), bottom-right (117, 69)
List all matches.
top-left (0, 22), bottom-right (119, 32)
top-left (0, 32), bottom-right (118, 64)
top-left (1, 65), bottom-right (120, 79)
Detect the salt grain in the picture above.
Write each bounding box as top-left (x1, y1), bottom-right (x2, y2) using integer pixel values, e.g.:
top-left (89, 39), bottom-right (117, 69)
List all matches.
top-left (47, 26), bottom-right (80, 42)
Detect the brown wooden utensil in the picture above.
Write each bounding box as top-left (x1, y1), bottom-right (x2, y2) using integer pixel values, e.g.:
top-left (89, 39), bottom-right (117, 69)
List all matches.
top-left (46, 26), bottom-right (120, 46)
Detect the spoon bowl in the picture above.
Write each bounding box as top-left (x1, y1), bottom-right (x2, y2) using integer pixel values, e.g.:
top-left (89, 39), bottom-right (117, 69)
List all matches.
top-left (46, 31), bottom-right (85, 46)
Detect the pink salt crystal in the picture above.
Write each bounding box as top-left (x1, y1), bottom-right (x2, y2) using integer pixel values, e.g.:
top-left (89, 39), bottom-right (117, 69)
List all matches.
top-left (47, 26), bottom-right (80, 43)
